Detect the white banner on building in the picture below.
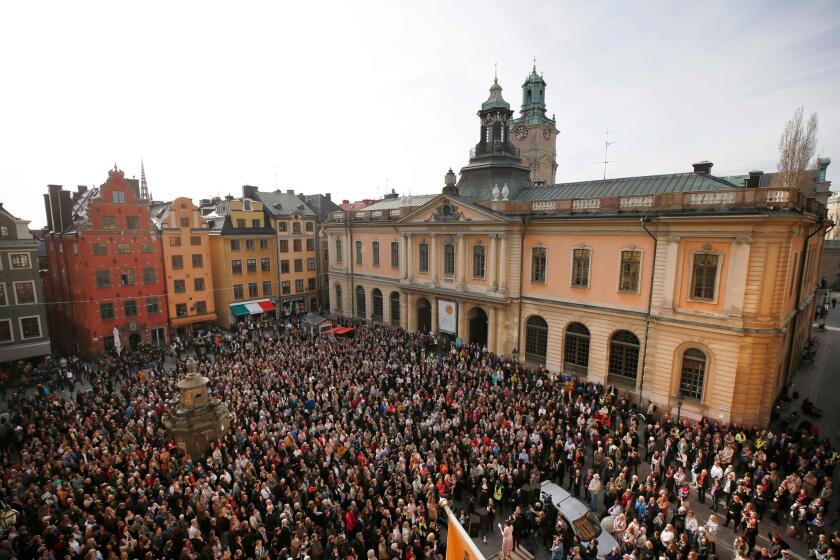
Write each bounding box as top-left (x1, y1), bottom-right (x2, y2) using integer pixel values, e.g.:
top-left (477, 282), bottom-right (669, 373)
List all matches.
top-left (438, 300), bottom-right (457, 334)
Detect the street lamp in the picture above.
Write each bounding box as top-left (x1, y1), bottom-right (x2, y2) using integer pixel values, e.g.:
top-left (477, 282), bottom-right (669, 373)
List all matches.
top-left (674, 392), bottom-right (685, 423)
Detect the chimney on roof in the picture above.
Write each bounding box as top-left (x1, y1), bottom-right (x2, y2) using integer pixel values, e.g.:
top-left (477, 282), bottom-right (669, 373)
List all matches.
top-left (693, 161), bottom-right (713, 174)
top-left (286, 189), bottom-right (294, 195)
top-left (225, 194), bottom-right (234, 201)
top-left (383, 189), bottom-right (399, 200)
top-left (77, 185), bottom-right (88, 194)
top-left (342, 199), bottom-right (349, 205)
top-left (747, 170), bottom-right (763, 189)
top-left (325, 193), bottom-right (331, 201)
top-left (242, 185), bottom-right (258, 199)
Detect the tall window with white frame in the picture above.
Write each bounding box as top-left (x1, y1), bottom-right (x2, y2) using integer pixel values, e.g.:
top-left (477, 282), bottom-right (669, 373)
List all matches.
top-left (691, 253), bottom-right (719, 300)
top-left (679, 348), bottom-right (707, 400)
top-left (619, 250), bottom-right (642, 292)
top-left (443, 243), bottom-right (455, 277)
top-left (531, 246), bottom-right (547, 282)
top-left (391, 241), bottom-right (399, 268)
top-left (335, 284), bottom-right (342, 311)
top-left (372, 241), bottom-right (380, 267)
top-left (355, 240), bottom-right (362, 265)
top-left (418, 242), bottom-right (429, 273)
top-left (335, 239), bottom-right (342, 263)
top-left (473, 244), bottom-right (486, 279)
top-left (571, 248), bottom-right (590, 288)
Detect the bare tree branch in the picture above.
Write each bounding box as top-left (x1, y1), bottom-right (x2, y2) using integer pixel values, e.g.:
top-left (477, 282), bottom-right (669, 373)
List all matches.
top-left (776, 106), bottom-right (819, 192)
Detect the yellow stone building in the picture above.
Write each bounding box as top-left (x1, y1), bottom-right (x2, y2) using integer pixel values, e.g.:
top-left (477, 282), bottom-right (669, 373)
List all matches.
top-left (323, 71), bottom-right (832, 427)
top-left (152, 197), bottom-right (217, 335)
top-left (206, 197), bottom-right (277, 327)
top-left (242, 186), bottom-right (319, 315)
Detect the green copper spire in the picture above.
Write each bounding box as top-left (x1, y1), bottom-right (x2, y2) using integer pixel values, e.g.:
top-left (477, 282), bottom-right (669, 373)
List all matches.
top-left (481, 75), bottom-right (510, 111)
top-left (520, 61), bottom-right (547, 116)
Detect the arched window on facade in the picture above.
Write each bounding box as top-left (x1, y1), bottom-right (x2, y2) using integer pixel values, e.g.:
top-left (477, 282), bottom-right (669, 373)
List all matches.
top-left (525, 315), bottom-right (548, 365)
top-left (563, 322), bottom-right (590, 375)
top-left (371, 288), bottom-right (383, 322)
top-left (355, 285), bottom-right (366, 319)
top-left (608, 330), bottom-right (640, 383)
top-left (679, 348), bottom-right (707, 400)
top-left (389, 292), bottom-right (400, 326)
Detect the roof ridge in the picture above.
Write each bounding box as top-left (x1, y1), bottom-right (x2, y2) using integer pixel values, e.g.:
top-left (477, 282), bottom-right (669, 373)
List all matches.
top-left (545, 171), bottom-right (732, 188)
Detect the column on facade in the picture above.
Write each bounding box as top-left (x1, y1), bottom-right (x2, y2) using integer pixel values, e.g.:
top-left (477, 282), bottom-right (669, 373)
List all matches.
top-left (431, 296), bottom-right (439, 332)
top-left (456, 233), bottom-right (466, 288)
top-left (726, 237), bottom-right (753, 317)
top-left (400, 291), bottom-right (409, 330)
top-left (401, 234), bottom-right (409, 280)
top-left (488, 306), bottom-right (498, 354)
top-left (406, 292), bottom-right (416, 331)
top-left (344, 231), bottom-right (352, 271)
top-left (498, 234), bottom-right (507, 293)
top-left (407, 233), bottom-right (414, 281)
top-left (658, 236), bottom-right (680, 311)
top-left (430, 233), bottom-right (439, 286)
top-left (488, 234), bottom-right (498, 290)
top-left (495, 305), bottom-right (506, 355)
top-left (457, 300), bottom-right (468, 342)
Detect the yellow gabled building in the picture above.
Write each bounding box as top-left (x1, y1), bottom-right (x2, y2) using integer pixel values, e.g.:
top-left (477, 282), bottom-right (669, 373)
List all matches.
top-left (206, 197), bottom-right (277, 327)
top-left (152, 197), bottom-right (217, 336)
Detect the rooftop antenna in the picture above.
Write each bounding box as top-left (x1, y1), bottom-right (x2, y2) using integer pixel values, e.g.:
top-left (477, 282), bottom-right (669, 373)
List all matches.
top-left (593, 131), bottom-right (616, 181)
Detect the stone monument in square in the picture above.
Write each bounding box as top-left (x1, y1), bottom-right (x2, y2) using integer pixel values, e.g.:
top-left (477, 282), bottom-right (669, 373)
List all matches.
top-left (162, 372), bottom-right (230, 458)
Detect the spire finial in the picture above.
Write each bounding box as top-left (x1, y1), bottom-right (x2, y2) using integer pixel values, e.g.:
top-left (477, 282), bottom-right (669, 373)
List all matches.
top-left (140, 158), bottom-right (149, 200)
top-left (494, 62), bottom-right (498, 84)
top-left (533, 57), bottom-right (537, 72)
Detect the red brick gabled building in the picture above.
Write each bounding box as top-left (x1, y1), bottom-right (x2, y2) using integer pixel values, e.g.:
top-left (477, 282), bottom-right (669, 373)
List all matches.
top-left (44, 166), bottom-right (168, 355)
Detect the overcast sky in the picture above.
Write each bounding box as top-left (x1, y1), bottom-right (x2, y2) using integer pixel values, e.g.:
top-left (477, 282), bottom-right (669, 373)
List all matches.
top-left (1, 1), bottom-right (838, 228)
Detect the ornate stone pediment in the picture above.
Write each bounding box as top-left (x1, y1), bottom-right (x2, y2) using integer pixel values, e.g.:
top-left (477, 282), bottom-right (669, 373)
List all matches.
top-left (425, 202), bottom-right (467, 222)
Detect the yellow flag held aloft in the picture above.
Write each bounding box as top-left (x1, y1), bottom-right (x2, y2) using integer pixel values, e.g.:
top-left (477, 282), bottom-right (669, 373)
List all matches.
top-left (442, 501), bottom-right (486, 560)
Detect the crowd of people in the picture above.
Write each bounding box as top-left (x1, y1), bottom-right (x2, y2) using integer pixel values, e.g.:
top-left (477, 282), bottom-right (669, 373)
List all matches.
top-left (0, 318), bottom-right (837, 560)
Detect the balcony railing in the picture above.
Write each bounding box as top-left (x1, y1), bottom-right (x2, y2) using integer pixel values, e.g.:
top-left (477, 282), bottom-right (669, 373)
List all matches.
top-left (327, 208), bottom-right (406, 222)
top-left (521, 187), bottom-right (821, 218)
top-left (328, 187), bottom-right (823, 223)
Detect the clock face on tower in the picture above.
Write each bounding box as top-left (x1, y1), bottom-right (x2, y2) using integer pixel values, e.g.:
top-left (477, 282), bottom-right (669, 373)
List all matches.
top-left (543, 127), bottom-right (552, 140)
top-left (515, 125), bottom-right (528, 141)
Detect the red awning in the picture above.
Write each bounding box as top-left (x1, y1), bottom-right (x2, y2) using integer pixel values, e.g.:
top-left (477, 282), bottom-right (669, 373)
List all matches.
top-left (334, 327), bottom-right (354, 335)
top-left (322, 327), bottom-right (340, 334)
top-left (258, 301), bottom-right (276, 312)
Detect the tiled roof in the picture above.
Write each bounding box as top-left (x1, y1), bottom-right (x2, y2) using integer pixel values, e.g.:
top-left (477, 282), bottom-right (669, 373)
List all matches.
top-left (253, 191), bottom-right (315, 217)
top-left (364, 194), bottom-right (437, 211)
top-left (513, 173), bottom-right (739, 201)
top-left (340, 200), bottom-right (377, 211)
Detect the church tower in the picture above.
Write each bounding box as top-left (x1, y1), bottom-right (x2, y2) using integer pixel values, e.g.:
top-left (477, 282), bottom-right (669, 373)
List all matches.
top-left (455, 75), bottom-right (533, 200)
top-left (510, 63), bottom-right (558, 185)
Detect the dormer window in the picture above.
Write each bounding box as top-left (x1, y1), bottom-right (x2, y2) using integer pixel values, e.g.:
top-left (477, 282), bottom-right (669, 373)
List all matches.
top-left (243, 199), bottom-right (252, 211)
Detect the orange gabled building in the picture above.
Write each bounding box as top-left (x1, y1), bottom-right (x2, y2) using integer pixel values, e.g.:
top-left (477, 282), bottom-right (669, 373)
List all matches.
top-left (152, 197), bottom-right (217, 336)
top-left (43, 166), bottom-right (168, 355)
